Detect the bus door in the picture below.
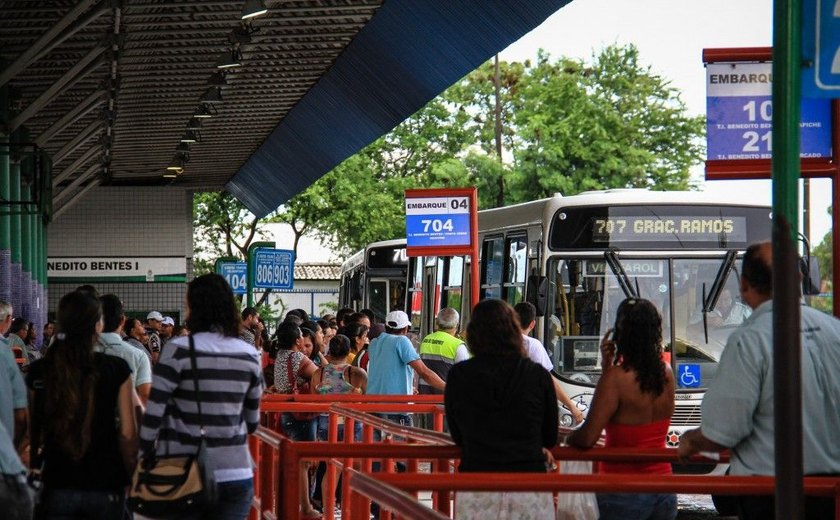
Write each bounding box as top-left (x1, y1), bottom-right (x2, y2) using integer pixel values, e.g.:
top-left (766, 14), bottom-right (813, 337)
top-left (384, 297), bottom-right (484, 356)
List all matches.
top-left (367, 276), bottom-right (408, 324)
top-left (420, 257), bottom-right (438, 338)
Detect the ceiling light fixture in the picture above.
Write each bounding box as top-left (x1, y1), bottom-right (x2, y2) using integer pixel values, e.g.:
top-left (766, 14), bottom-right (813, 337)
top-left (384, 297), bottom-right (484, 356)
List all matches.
top-left (200, 87), bottom-right (223, 104)
top-left (165, 155), bottom-right (186, 175)
top-left (229, 24), bottom-right (256, 45)
top-left (215, 48), bottom-right (242, 69)
top-left (241, 0), bottom-right (267, 20)
top-left (194, 104), bottom-right (216, 118)
top-left (208, 72), bottom-right (227, 86)
top-left (187, 118), bottom-right (202, 130)
top-left (180, 129), bottom-right (200, 143)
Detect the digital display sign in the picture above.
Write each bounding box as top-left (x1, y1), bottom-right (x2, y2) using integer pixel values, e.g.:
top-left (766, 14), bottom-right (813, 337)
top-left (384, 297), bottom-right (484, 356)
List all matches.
top-left (548, 205), bottom-right (771, 251)
top-left (367, 246), bottom-right (408, 269)
top-left (591, 216), bottom-right (747, 243)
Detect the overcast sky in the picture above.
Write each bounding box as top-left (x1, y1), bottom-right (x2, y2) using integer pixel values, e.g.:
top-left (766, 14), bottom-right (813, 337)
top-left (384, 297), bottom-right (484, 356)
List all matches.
top-left (500, 0), bottom-right (833, 244)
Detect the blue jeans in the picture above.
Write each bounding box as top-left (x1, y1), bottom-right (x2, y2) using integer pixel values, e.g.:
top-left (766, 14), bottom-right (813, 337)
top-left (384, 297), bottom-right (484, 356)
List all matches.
top-left (597, 492), bottom-right (677, 520)
top-left (317, 415), bottom-right (363, 442)
top-left (181, 479), bottom-right (254, 520)
top-left (43, 488), bottom-right (125, 520)
top-left (282, 412), bottom-right (317, 441)
top-left (373, 413), bottom-right (412, 442)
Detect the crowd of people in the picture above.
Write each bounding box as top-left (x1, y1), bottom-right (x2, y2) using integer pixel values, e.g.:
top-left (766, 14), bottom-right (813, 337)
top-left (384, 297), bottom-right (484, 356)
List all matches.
top-left (1, 239), bottom-right (838, 520)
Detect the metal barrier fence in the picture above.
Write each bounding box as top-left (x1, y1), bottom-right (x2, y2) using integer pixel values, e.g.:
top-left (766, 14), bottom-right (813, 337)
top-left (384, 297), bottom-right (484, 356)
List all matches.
top-left (249, 395), bottom-right (840, 520)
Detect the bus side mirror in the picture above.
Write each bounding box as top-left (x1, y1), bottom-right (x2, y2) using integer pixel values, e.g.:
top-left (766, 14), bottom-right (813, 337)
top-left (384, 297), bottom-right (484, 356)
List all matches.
top-left (800, 256), bottom-right (821, 296)
top-left (526, 275), bottom-right (548, 316)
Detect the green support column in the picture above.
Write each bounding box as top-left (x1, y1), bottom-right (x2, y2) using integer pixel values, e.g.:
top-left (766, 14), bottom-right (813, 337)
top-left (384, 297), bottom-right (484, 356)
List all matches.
top-left (770, 0), bottom-right (803, 518)
top-left (246, 241), bottom-right (275, 308)
top-left (0, 72), bottom-right (9, 302)
top-left (40, 151), bottom-right (51, 319)
top-left (0, 135), bottom-right (9, 303)
top-left (9, 149), bottom-right (21, 311)
top-left (21, 143), bottom-right (36, 323)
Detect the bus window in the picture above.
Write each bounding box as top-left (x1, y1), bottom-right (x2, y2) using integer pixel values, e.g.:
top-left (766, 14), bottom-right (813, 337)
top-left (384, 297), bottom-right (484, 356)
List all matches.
top-left (444, 256), bottom-right (464, 311)
top-left (671, 258), bottom-right (749, 389)
top-left (390, 279), bottom-right (407, 316)
top-left (368, 280), bottom-right (388, 323)
top-left (481, 236), bottom-right (504, 299)
top-left (503, 235), bottom-right (527, 306)
top-left (408, 257), bottom-right (423, 329)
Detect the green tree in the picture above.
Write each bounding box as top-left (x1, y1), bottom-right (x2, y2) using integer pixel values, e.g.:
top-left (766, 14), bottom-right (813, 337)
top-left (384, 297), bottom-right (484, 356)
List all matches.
top-left (510, 46), bottom-right (704, 201)
top-left (812, 229), bottom-right (833, 314)
top-left (193, 192), bottom-right (266, 275)
top-left (303, 96), bottom-right (476, 253)
top-left (192, 191), bottom-right (282, 308)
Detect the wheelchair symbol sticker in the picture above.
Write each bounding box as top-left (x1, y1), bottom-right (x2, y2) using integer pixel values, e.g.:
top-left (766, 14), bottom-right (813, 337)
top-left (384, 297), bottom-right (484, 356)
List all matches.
top-left (679, 364), bottom-right (701, 388)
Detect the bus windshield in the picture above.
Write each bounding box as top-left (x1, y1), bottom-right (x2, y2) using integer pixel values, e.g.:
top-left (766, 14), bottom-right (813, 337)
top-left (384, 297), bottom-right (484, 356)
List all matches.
top-left (546, 255), bottom-right (750, 390)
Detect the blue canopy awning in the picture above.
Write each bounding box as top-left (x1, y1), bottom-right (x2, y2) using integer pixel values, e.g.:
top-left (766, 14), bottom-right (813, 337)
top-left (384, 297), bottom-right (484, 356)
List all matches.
top-left (226, 0), bottom-right (573, 218)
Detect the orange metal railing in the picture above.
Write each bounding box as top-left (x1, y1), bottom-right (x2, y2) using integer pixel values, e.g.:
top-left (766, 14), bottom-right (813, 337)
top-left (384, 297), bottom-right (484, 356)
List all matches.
top-left (249, 396), bottom-right (840, 520)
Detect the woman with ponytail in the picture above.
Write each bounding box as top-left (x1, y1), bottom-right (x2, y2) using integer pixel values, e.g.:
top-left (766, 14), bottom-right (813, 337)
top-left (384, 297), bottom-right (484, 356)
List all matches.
top-left (26, 290), bottom-right (138, 519)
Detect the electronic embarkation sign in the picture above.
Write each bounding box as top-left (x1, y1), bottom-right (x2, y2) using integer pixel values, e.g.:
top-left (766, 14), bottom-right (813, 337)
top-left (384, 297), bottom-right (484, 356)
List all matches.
top-left (404, 188), bottom-right (476, 256)
top-left (706, 62), bottom-right (832, 161)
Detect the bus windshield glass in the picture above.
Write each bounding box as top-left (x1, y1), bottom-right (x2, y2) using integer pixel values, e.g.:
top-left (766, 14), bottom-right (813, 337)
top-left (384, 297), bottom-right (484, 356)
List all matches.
top-left (547, 255), bottom-right (750, 390)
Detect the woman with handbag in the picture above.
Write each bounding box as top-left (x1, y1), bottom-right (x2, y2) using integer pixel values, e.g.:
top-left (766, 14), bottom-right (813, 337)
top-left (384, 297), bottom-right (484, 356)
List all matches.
top-left (567, 298), bottom-right (677, 520)
top-left (26, 290), bottom-right (138, 520)
top-left (137, 273), bottom-right (264, 520)
top-left (272, 320), bottom-right (320, 518)
top-left (444, 299), bottom-right (558, 520)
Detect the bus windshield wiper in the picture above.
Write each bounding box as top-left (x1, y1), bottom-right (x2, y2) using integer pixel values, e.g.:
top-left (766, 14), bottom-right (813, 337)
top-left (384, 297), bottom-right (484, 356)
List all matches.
top-left (604, 250), bottom-right (639, 299)
top-left (701, 250), bottom-right (737, 343)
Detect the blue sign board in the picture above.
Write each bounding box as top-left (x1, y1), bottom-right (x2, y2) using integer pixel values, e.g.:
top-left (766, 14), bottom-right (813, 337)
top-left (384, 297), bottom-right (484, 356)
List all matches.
top-left (405, 195), bottom-right (472, 248)
top-left (678, 364), bottom-right (702, 389)
top-left (253, 248), bottom-right (294, 290)
top-left (706, 62), bottom-right (832, 160)
top-left (802, 0), bottom-right (840, 97)
top-left (218, 261), bottom-right (247, 295)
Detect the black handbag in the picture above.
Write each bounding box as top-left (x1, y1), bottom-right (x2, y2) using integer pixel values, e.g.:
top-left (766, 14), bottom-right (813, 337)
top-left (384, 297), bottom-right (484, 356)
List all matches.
top-left (128, 335), bottom-right (218, 517)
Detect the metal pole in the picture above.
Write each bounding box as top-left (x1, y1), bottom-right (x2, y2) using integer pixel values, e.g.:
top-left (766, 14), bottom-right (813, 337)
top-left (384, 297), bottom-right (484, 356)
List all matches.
top-left (0, 85), bottom-right (10, 302)
top-left (771, 0), bottom-right (804, 518)
top-left (247, 241), bottom-right (275, 308)
top-left (9, 148), bottom-right (22, 313)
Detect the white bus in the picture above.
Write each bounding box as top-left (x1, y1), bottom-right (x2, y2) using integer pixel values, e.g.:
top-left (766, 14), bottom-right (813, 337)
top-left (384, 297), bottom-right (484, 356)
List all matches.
top-left (406, 189), bottom-right (779, 444)
top-left (340, 190), bottom-right (811, 449)
top-left (338, 239), bottom-right (411, 324)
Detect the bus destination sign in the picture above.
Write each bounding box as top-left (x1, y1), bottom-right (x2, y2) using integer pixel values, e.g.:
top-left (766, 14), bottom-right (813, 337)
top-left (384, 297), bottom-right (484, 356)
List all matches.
top-left (591, 216), bottom-right (748, 243)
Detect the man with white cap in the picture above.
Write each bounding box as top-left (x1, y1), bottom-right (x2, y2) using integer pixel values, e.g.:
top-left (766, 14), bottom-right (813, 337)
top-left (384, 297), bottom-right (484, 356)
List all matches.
top-left (159, 316), bottom-right (175, 346)
top-left (144, 311), bottom-right (164, 363)
top-left (367, 310), bottom-right (445, 427)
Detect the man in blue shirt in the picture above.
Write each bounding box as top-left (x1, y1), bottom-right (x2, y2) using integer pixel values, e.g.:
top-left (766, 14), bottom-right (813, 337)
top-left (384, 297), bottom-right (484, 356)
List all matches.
top-left (0, 300), bottom-right (27, 450)
top-left (367, 310), bottom-right (445, 426)
top-left (679, 242), bottom-right (840, 520)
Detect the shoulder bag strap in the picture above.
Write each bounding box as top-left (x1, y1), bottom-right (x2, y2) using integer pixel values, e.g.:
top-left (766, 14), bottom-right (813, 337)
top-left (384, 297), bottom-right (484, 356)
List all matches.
top-left (188, 334), bottom-right (205, 438)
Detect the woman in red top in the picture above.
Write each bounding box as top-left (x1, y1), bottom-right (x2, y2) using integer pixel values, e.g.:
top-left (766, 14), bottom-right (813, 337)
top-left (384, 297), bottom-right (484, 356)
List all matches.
top-left (567, 298), bottom-right (676, 520)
